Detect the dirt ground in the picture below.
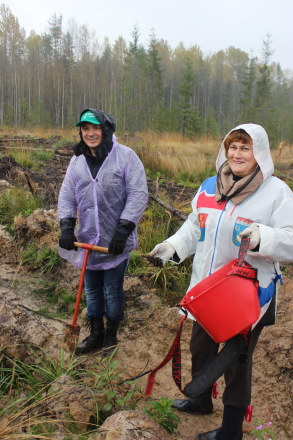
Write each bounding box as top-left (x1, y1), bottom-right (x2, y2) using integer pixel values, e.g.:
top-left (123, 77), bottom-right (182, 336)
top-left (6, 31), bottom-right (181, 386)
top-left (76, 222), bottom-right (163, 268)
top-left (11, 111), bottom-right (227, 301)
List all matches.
top-left (0, 259), bottom-right (292, 439)
top-left (116, 278), bottom-right (293, 440)
top-left (0, 143), bottom-right (293, 439)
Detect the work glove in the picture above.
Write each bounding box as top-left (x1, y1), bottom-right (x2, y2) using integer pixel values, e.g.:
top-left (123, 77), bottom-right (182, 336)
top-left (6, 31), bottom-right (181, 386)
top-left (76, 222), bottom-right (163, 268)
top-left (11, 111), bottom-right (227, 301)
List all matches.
top-left (59, 234), bottom-right (77, 251)
top-left (237, 223), bottom-right (260, 250)
top-left (109, 230), bottom-right (128, 256)
top-left (108, 219), bottom-right (136, 256)
top-left (60, 217), bottom-right (76, 235)
top-left (148, 242), bottom-right (175, 266)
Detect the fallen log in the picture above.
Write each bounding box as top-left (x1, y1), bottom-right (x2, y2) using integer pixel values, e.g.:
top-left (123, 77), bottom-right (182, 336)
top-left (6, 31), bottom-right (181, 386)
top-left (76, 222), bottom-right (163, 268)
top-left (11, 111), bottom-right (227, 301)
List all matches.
top-left (149, 193), bottom-right (188, 221)
top-left (0, 138), bottom-right (28, 142)
top-left (0, 137), bottom-right (44, 142)
top-left (0, 145), bottom-right (53, 151)
top-left (55, 149), bottom-right (73, 156)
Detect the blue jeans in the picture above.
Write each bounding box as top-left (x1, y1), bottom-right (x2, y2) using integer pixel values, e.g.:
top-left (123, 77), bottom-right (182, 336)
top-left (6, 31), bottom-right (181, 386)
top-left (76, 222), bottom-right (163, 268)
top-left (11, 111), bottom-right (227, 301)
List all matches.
top-left (84, 259), bottom-right (128, 322)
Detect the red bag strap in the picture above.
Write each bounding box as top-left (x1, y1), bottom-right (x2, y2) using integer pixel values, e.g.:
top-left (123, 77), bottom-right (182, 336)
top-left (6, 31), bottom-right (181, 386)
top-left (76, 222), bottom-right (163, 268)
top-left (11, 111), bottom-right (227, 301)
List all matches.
top-left (228, 266), bottom-right (258, 281)
top-left (237, 236), bottom-right (250, 267)
top-left (146, 309), bottom-right (187, 396)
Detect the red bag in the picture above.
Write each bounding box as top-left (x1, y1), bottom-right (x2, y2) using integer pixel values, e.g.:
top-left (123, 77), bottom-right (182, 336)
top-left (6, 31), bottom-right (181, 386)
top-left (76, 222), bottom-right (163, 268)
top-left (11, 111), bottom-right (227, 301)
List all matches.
top-left (180, 236), bottom-right (260, 343)
top-left (145, 236), bottom-right (260, 397)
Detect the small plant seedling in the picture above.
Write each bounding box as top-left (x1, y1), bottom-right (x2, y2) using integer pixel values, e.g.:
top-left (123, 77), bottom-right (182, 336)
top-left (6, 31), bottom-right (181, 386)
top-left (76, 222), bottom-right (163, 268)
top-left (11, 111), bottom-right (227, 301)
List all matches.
top-left (250, 405), bottom-right (275, 440)
top-left (143, 397), bottom-right (181, 434)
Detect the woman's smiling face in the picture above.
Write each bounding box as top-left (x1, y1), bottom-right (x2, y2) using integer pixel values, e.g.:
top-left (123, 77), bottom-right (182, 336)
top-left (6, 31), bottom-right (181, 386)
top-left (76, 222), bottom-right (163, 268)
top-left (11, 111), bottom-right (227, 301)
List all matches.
top-left (227, 140), bottom-right (257, 177)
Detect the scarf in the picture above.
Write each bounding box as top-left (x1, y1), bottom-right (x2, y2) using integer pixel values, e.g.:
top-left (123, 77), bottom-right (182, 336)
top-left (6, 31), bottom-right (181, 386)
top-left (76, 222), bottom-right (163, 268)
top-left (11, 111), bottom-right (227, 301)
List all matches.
top-left (215, 160), bottom-right (263, 205)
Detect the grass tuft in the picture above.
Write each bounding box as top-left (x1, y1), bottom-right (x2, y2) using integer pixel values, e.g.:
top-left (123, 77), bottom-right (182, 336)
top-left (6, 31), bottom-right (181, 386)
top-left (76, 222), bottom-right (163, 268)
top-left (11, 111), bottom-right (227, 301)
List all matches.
top-left (36, 150), bottom-right (54, 161)
top-left (0, 186), bottom-right (47, 235)
top-left (20, 242), bottom-right (62, 273)
top-left (0, 345), bottom-right (143, 438)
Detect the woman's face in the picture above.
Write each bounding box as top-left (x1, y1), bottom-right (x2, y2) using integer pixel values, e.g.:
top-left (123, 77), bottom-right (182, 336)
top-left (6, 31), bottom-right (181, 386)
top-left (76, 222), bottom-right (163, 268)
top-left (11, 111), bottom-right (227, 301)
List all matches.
top-left (227, 140), bottom-right (258, 177)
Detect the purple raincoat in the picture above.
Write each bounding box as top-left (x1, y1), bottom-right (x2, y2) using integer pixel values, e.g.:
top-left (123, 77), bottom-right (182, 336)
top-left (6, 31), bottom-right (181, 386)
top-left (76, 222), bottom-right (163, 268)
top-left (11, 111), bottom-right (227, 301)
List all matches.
top-left (58, 134), bottom-right (148, 270)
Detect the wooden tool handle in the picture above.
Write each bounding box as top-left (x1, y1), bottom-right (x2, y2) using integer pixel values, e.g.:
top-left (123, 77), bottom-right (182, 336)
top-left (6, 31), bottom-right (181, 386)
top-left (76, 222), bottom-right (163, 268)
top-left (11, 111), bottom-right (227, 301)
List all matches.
top-left (74, 242), bottom-right (108, 253)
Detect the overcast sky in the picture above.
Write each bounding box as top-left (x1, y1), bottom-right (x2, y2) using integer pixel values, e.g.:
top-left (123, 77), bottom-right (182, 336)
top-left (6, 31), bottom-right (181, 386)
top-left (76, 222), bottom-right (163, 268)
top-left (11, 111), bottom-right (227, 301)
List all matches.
top-left (8, 0), bottom-right (293, 71)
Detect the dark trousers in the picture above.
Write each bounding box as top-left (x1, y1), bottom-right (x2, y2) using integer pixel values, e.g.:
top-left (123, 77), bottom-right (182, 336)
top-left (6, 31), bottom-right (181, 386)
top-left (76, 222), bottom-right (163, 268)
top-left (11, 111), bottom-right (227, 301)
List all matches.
top-left (190, 321), bottom-right (263, 407)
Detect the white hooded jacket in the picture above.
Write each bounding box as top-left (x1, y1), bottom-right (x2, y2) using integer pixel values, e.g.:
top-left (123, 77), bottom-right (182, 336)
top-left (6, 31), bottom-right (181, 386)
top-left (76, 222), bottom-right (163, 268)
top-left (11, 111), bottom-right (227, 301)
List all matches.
top-left (166, 124), bottom-right (293, 326)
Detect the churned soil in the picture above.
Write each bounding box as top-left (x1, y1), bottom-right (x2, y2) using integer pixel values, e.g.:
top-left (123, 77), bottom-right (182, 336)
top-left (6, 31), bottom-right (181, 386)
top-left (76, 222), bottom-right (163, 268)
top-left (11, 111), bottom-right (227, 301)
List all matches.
top-left (114, 277), bottom-right (293, 440)
top-left (0, 145), bottom-right (293, 439)
top-left (1, 258), bottom-right (292, 439)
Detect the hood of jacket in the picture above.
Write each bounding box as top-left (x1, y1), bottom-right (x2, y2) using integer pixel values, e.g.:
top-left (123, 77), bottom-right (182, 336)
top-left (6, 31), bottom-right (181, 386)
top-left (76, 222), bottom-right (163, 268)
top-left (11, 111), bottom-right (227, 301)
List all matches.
top-left (216, 123), bottom-right (274, 182)
top-left (72, 108), bottom-right (116, 159)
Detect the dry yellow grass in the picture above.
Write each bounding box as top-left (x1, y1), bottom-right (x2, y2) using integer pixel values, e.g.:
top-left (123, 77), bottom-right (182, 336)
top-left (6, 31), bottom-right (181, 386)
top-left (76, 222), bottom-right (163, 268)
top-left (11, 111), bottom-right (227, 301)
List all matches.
top-left (0, 127), bottom-right (291, 181)
top-left (271, 143), bottom-right (293, 167)
top-left (0, 125), bottom-right (77, 139)
top-left (127, 132), bottom-right (221, 183)
top-left (129, 133), bottom-right (292, 181)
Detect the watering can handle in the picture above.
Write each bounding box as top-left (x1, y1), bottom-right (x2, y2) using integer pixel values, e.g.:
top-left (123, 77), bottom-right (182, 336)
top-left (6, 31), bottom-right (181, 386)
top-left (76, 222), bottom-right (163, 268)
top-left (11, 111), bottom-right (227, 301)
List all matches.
top-left (237, 236), bottom-right (250, 267)
top-left (74, 242), bottom-right (108, 253)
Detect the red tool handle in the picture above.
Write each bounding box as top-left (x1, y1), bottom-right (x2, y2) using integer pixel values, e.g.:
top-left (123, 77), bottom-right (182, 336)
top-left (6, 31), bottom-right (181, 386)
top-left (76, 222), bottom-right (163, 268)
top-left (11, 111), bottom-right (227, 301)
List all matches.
top-left (74, 242), bottom-right (108, 253)
top-left (71, 242), bottom-right (108, 328)
top-left (72, 249), bottom-right (89, 327)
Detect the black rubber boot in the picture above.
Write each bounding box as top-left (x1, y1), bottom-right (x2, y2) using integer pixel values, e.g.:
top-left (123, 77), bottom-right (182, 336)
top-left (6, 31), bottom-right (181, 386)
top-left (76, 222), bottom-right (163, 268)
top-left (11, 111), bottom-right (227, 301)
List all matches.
top-left (100, 320), bottom-right (120, 357)
top-left (195, 405), bottom-right (247, 439)
top-left (76, 317), bottom-right (105, 354)
top-left (172, 386), bottom-right (213, 414)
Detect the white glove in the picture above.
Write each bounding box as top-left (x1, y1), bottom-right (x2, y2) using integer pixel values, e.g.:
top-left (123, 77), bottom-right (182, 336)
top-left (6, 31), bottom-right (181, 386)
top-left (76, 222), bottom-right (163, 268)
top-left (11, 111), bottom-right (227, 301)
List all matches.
top-left (237, 223), bottom-right (260, 250)
top-left (148, 242), bottom-right (175, 266)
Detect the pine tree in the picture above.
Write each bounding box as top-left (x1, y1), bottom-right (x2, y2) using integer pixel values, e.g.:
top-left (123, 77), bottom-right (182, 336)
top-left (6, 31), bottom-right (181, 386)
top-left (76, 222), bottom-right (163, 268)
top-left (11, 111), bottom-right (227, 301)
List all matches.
top-left (178, 55), bottom-right (201, 138)
top-left (0, 10), bottom-right (292, 144)
top-left (123, 23), bottom-right (146, 132)
top-left (273, 63), bottom-right (292, 142)
top-left (254, 33), bottom-right (276, 143)
top-left (240, 51), bottom-right (257, 122)
top-left (146, 29), bottom-right (163, 128)
top-left (205, 107), bottom-right (218, 138)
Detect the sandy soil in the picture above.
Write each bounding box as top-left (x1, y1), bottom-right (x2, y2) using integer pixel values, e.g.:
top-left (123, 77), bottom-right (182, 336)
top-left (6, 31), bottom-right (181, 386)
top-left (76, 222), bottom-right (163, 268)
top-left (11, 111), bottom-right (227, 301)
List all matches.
top-left (1, 149), bottom-right (293, 438)
top-left (1, 262), bottom-right (292, 438)
top-left (113, 277), bottom-right (293, 439)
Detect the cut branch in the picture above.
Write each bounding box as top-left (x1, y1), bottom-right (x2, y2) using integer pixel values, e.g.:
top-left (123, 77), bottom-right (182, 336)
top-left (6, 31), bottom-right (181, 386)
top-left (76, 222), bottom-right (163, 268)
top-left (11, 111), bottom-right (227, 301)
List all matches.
top-left (149, 194), bottom-right (187, 221)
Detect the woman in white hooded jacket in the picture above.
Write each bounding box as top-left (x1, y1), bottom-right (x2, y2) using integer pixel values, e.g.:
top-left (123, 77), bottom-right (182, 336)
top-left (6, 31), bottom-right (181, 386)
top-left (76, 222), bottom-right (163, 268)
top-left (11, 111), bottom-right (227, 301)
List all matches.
top-left (149, 124), bottom-right (293, 440)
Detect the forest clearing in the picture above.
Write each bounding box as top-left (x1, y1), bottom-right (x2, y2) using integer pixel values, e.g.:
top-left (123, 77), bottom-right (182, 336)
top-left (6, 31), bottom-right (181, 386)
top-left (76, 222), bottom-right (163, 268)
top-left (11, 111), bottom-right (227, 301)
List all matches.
top-left (0, 131), bottom-right (293, 439)
top-left (0, 2), bottom-right (293, 439)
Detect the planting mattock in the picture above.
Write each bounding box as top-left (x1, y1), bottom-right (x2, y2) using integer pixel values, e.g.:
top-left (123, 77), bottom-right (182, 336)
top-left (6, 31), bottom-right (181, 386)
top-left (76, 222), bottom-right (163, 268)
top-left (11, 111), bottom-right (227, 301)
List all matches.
top-left (64, 242), bottom-right (108, 351)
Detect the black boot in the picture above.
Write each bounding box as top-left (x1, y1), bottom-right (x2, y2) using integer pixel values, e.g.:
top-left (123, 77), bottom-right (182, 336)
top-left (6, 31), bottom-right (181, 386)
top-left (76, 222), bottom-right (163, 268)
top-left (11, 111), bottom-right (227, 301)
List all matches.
top-left (100, 320), bottom-right (120, 357)
top-left (172, 386), bottom-right (213, 414)
top-left (195, 405), bottom-right (247, 440)
top-left (76, 317), bottom-right (105, 354)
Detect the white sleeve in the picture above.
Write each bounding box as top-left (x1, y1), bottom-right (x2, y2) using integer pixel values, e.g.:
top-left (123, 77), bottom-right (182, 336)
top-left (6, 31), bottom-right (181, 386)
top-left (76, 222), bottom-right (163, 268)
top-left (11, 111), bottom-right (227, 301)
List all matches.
top-left (249, 195), bottom-right (293, 263)
top-left (165, 191), bottom-right (201, 262)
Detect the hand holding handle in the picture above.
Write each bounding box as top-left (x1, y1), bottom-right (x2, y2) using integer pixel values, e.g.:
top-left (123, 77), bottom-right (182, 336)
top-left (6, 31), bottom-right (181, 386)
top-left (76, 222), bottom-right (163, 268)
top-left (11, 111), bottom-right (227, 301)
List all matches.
top-left (74, 242), bottom-right (108, 253)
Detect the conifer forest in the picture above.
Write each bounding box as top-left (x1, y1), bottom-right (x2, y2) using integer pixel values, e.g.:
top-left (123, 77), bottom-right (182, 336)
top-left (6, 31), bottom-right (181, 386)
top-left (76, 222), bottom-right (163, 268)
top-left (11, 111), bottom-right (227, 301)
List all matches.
top-left (1, 3), bottom-right (293, 145)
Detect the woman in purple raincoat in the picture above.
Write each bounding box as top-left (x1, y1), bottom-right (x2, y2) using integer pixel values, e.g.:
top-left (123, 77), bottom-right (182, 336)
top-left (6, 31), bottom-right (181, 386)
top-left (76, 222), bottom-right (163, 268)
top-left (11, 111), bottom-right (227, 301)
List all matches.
top-left (58, 109), bottom-right (148, 355)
